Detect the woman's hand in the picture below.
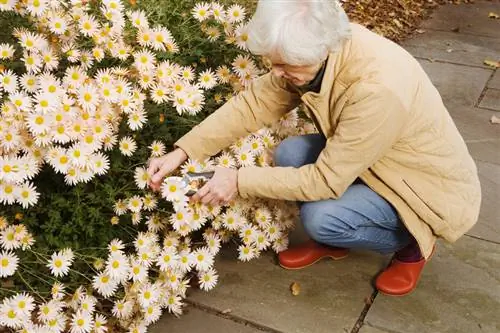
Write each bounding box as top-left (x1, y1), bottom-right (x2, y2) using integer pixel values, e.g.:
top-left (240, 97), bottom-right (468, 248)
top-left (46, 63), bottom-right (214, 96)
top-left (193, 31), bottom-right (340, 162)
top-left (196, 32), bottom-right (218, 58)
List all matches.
top-left (191, 167), bottom-right (238, 206)
top-left (147, 148), bottom-right (188, 192)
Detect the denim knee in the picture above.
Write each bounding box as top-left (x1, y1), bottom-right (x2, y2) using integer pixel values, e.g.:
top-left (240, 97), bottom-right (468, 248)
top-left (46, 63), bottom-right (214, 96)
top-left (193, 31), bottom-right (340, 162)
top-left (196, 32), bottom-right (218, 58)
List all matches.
top-left (274, 137), bottom-right (299, 167)
top-left (300, 202), bottom-right (344, 243)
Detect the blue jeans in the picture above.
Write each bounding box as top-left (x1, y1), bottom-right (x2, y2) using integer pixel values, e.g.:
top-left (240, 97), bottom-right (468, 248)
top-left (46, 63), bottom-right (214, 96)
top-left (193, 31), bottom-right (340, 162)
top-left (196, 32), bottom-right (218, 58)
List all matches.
top-left (274, 134), bottom-right (412, 254)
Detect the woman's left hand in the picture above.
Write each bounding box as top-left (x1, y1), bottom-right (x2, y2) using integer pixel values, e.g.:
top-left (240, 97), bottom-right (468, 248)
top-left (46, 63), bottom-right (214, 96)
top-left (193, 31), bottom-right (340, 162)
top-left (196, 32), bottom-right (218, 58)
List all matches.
top-left (191, 167), bottom-right (238, 206)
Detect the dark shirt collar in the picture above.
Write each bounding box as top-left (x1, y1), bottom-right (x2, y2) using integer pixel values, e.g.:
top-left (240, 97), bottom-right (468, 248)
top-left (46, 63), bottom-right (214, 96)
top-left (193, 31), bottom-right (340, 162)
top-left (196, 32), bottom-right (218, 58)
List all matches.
top-left (297, 58), bottom-right (328, 94)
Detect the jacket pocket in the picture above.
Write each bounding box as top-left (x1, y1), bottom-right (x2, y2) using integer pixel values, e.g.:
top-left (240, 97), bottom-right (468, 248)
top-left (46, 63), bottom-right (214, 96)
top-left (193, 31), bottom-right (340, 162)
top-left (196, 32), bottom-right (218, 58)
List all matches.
top-left (401, 179), bottom-right (450, 236)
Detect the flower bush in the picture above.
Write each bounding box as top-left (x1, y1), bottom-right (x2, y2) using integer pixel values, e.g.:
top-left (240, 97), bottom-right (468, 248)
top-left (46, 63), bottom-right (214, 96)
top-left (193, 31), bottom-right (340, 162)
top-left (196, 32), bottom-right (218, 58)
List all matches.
top-left (0, 0), bottom-right (317, 331)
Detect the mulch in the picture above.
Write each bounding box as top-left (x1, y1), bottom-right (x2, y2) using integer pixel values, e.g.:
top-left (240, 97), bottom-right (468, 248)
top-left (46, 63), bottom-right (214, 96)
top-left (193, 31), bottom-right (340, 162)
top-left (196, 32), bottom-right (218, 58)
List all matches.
top-left (340, 0), bottom-right (475, 42)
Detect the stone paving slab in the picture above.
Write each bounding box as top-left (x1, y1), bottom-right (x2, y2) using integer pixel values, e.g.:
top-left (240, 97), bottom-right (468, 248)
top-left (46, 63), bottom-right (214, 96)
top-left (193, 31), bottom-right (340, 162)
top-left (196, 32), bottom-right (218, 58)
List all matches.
top-left (358, 325), bottom-right (394, 333)
top-left (417, 59), bottom-right (492, 108)
top-left (150, 307), bottom-right (263, 333)
top-left (479, 88), bottom-right (500, 111)
top-left (488, 71), bottom-right (500, 90)
top-left (402, 30), bottom-right (500, 68)
top-left (420, 1), bottom-right (500, 38)
top-left (468, 160), bottom-right (500, 243)
top-left (363, 236), bottom-right (500, 333)
top-left (186, 247), bottom-right (388, 333)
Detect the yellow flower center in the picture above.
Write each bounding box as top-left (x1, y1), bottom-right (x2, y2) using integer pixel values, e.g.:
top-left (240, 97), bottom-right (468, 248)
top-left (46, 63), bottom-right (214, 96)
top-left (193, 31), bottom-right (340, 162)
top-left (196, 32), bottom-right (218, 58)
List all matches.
top-left (83, 93), bottom-right (92, 102)
top-left (7, 310), bottom-right (16, 319)
top-left (77, 318), bottom-right (84, 326)
top-left (83, 22), bottom-right (91, 30)
top-left (1, 258), bottom-right (9, 267)
top-left (21, 191), bottom-right (29, 198)
top-left (133, 267), bottom-right (140, 275)
top-left (197, 254), bottom-right (204, 261)
top-left (55, 22), bottom-right (61, 29)
top-left (40, 100), bottom-right (48, 108)
top-left (101, 276), bottom-right (109, 283)
top-left (59, 156), bottom-right (68, 164)
top-left (54, 259), bottom-right (62, 268)
top-left (144, 291), bottom-right (151, 299)
top-left (5, 186), bottom-right (13, 194)
top-left (112, 261), bottom-right (119, 269)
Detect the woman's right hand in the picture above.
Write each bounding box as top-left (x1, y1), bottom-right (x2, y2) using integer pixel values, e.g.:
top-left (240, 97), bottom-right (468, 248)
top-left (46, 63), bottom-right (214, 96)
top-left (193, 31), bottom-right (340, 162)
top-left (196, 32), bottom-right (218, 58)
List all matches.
top-left (147, 148), bottom-right (188, 192)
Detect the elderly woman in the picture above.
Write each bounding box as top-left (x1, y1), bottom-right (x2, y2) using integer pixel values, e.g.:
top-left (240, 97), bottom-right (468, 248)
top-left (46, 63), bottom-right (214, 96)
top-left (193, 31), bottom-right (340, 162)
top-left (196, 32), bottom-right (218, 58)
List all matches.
top-left (147, 0), bottom-right (481, 296)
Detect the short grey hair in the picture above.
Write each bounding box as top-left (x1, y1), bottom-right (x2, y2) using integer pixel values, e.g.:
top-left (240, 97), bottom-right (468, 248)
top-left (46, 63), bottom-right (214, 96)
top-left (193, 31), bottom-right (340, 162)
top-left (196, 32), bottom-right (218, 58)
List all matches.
top-left (246, 0), bottom-right (351, 66)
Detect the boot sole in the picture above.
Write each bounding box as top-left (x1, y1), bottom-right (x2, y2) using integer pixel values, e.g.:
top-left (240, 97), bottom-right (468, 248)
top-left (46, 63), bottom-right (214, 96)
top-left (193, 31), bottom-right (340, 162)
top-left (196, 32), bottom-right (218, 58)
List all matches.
top-left (279, 254), bottom-right (349, 270)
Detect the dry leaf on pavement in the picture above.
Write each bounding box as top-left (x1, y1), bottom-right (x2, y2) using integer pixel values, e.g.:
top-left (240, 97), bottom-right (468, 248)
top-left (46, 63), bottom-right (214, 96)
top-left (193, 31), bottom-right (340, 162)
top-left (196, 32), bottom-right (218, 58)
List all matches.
top-left (290, 282), bottom-right (301, 296)
top-left (484, 59), bottom-right (500, 68)
top-left (488, 12), bottom-right (499, 19)
top-left (491, 115), bottom-right (500, 124)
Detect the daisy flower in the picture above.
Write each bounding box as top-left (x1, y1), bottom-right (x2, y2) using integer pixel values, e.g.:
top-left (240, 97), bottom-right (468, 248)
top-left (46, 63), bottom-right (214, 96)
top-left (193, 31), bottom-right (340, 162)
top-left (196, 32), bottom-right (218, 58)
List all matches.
top-left (272, 236), bottom-right (289, 253)
top-left (0, 251), bottom-right (19, 278)
top-left (176, 250), bottom-right (194, 274)
top-left (90, 153), bottom-right (109, 176)
top-left (37, 299), bottom-right (62, 322)
top-left (0, 43), bottom-right (15, 59)
top-left (118, 136), bottom-right (137, 157)
top-left (205, 26), bottom-right (221, 41)
top-left (164, 293), bottom-right (183, 316)
top-left (127, 195), bottom-right (143, 213)
top-left (93, 314), bottom-right (108, 333)
top-left (46, 313), bottom-right (67, 332)
top-left (192, 2), bottom-right (211, 21)
top-left (70, 309), bottom-right (94, 333)
top-left (113, 200), bottom-right (127, 216)
top-left (227, 4), bottom-right (245, 23)
top-left (161, 177), bottom-right (187, 202)
top-left (0, 225), bottom-right (21, 251)
top-left (15, 182), bottom-right (39, 208)
top-left (198, 268), bottom-right (218, 291)
top-left (64, 66), bottom-right (87, 87)
top-left (216, 65), bottom-right (232, 84)
top-left (211, 3), bottom-right (225, 22)
top-left (19, 73), bottom-right (39, 92)
top-left (137, 282), bottom-right (160, 308)
top-left (47, 249), bottom-right (74, 277)
top-left (180, 66), bottom-right (195, 82)
top-left (17, 31), bottom-right (46, 52)
top-left (48, 15), bottom-right (68, 35)
top-left (129, 257), bottom-right (148, 282)
top-left (41, 49), bottom-right (59, 71)
top-left (79, 14), bottom-right (99, 37)
top-left (156, 247), bottom-right (179, 271)
top-left (192, 246), bottom-right (214, 272)
top-left (0, 300), bottom-right (22, 329)
top-left (0, 0), bottom-right (17, 12)
top-left (198, 69), bottom-right (218, 90)
top-left (92, 273), bottom-right (119, 298)
top-left (238, 244), bottom-right (257, 261)
top-left (78, 84), bottom-right (100, 112)
top-left (216, 152), bottom-right (236, 168)
top-left (235, 150), bottom-right (255, 167)
top-left (129, 9), bottom-right (149, 29)
top-left (0, 69), bottom-right (18, 93)
top-left (0, 127), bottom-right (21, 152)
top-left (149, 140), bottom-right (165, 157)
top-left (143, 304), bottom-right (162, 325)
top-left (111, 299), bottom-right (133, 320)
top-left (133, 49), bottom-right (156, 72)
top-left (25, 0), bottom-right (47, 17)
top-left (235, 23), bottom-right (249, 50)
top-left (105, 252), bottom-right (130, 282)
top-left (127, 108), bottom-right (147, 131)
top-left (51, 282), bottom-right (66, 300)
top-left (152, 26), bottom-right (172, 50)
top-left (150, 83), bottom-right (169, 104)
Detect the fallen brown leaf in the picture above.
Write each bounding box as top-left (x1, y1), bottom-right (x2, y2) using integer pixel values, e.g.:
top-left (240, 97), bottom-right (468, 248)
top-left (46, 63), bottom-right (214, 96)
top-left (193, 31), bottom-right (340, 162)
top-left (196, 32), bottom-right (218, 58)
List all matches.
top-left (484, 59), bottom-right (500, 68)
top-left (290, 282), bottom-right (301, 296)
top-left (221, 309), bottom-right (232, 314)
top-left (491, 115), bottom-right (500, 124)
top-left (488, 12), bottom-right (499, 19)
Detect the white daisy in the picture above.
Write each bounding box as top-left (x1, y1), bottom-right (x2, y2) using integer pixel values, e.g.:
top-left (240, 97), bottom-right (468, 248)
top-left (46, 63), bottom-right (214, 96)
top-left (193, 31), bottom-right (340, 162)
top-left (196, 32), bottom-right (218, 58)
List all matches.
top-left (90, 153), bottom-right (109, 176)
top-left (0, 225), bottom-right (21, 251)
top-left (164, 293), bottom-right (183, 316)
top-left (127, 108), bottom-right (147, 131)
top-left (37, 299), bottom-right (62, 323)
top-left (160, 177), bottom-right (187, 202)
top-left (118, 136), bottom-right (137, 157)
top-left (0, 251), bottom-right (19, 278)
top-left (0, 0), bottom-right (17, 12)
top-left (0, 300), bottom-right (22, 329)
top-left (105, 252), bottom-right (130, 282)
top-left (211, 2), bottom-right (226, 22)
top-left (238, 244), bottom-right (257, 261)
top-left (111, 299), bottom-right (133, 320)
top-left (92, 273), bottom-right (119, 298)
top-left (113, 200), bottom-right (127, 216)
top-left (79, 14), bottom-right (99, 37)
top-left (198, 69), bottom-right (218, 90)
top-left (0, 43), bottom-right (15, 59)
top-left (47, 249), bottom-right (74, 277)
top-left (227, 4), bottom-right (245, 23)
top-left (192, 2), bottom-right (211, 21)
top-left (0, 69), bottom-right (18, 93)
top-left (93, 314), bottom-right (108, 333)
top-left (25, 0), bottom-right (48, 17)
top-left (129, 257), bottom-right (148, 282)
top-left (137, 282), bottom-right (160, 308)
top-left (51, 282), bottom-right (66, 300)
top-left (198, 268), bottom-right (218, 291)
top-left (78, 84), bottom-right (100, 113)
top-left (70, 309), bottom-right (94, 333)
top-left (143, 304), bottom-right (162, 325)
top-left (129, 9), bottom-right (149, 29)
top-left (48, 15), bottom-right (68, 34)
top-left (192, 246), bottom-right (213, 272)
top-left (14, 182), bottom-right (39, 208)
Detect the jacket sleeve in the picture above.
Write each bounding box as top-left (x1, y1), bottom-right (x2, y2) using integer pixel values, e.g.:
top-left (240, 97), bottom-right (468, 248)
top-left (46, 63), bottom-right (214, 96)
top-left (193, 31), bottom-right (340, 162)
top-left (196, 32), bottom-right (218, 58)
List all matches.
top-left (237, 83), bottom-right (409, 201)
top-left (174, 73), bottom-right (301, 162)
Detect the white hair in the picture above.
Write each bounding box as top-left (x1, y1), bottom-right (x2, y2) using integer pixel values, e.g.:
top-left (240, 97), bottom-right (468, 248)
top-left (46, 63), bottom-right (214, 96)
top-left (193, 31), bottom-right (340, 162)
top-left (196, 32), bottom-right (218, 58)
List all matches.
top-left (245, 0), bottom-right (352, 66)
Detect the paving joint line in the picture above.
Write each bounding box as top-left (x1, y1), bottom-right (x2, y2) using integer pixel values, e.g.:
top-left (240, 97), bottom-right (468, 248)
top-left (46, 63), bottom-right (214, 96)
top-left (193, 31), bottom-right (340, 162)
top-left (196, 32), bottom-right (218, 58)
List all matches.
top-left (475, 69), bottom-right (497, 108)
top-left (185, 299), bottom-right (285, 333)
top-left (413, 55), bottom-right (493, 70)
top-left (465, 234), bottom-right (500, 245)
top-left (417, 27), bottom-right (500, 40)
top-left (362, 323), bottom-right (404, 333)
top-left (350, 289), bottom-right (379, 333)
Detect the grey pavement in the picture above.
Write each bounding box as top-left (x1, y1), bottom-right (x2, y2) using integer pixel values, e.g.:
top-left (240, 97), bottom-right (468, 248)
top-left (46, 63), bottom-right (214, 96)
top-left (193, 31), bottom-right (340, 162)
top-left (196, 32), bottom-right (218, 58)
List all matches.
top-left (151, 1), bottom-right (500, 332)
